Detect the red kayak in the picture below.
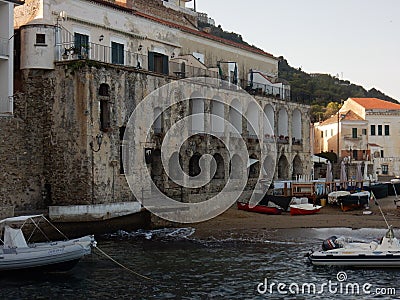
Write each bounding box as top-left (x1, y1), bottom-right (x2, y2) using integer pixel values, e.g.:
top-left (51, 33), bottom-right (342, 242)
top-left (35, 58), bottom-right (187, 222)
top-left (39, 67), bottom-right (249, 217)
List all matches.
top-left (290, 204), bottom-right (322, 215)
top-left (237, 202), bottom-right (282, 215)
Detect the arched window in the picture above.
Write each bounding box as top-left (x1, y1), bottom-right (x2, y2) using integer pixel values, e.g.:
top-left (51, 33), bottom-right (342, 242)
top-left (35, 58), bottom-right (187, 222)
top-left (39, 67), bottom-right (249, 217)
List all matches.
top-left (292, 109), bottom-right (302, 142)
top-left (211, 99), bottom-right (224, 133)
top-left (277, 109), bottom-right (288, 137)
top-left (263, 104), bottom-right (274, 137)
top-left (190, 93), bottom-right (204, 132)
top-left (246, 102), bottom-right (259, 138)
top-left (278, 155), bottom-right (289, 180)
top-left (154, 107), bottom-right (163, 133)
top-left (212, 153), bottom-right (225, 179)
top-left (189, 153), bottom-right (202, 177)
top-left (230, 154), bottom-right (243, 179)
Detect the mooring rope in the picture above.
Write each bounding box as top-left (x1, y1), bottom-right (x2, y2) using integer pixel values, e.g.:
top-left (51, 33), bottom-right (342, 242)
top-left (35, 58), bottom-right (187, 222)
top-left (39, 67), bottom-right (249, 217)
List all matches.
top-left (94, 246), bottom-right (153, 281)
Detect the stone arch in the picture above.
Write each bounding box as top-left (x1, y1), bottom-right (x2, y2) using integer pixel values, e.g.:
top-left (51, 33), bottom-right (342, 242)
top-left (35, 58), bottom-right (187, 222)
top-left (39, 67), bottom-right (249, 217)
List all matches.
top-left (246, 102), bottom-right (259, 137)
top-left (169, 151), bottom-right (182, 180)
top-left (278, 108), bottom-right (288, 137)
top-left (230, 154), bottom-right (243, 179)
top-left (263, 104), bottom-right (274, 137)
top-left (292, 109), bottom-right (302, 141)
top-left (154, 107), bottom-right (163, 133)
top-left (151, 149), bottom-right (164, 190)
top-left (263, 155), bottom-right (275, 178)
top-left (249, 154), bottom-right (259, 178)
top-left (99, 83), bottom-right (110, 96)
top-left (278, 155), bottom-right (289, 180)
top-left (212, 153), bottom-right (225, 179)
top-left (292, 155), bottom-right (303, 179)
top-left (211, 97), bottom-right (224, 133)
top-left (229, 99), bottom-right (242, 134)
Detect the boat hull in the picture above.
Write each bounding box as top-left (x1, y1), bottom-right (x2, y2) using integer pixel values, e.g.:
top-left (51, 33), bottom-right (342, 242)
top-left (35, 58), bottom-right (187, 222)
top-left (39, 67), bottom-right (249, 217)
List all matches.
top-left (309, 252), bottom-right (400, 267)
top-left (237, 202), bottom-right (282, 215)
top-left (0, 235), bottom-right (93, 272)
top-left (290, 204), bottom-right (322, 215)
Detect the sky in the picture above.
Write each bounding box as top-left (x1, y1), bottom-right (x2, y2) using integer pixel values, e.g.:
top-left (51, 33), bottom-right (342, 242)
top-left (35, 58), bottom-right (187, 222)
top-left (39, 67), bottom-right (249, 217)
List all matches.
top-left (186, 0), bottom-right (400, 101)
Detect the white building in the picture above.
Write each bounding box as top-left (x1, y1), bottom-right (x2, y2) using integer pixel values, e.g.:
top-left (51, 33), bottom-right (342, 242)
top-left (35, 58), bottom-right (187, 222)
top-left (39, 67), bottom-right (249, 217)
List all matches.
top-left (0, 0), bottom-right (24, 115)
top-left (314, 97), bottom-right (400, 179)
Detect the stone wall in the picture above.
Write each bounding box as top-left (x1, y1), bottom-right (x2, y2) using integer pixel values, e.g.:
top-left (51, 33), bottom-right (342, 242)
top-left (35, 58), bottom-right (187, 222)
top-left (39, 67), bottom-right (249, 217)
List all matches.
top-left (1, 60), bottom-right (311, 210)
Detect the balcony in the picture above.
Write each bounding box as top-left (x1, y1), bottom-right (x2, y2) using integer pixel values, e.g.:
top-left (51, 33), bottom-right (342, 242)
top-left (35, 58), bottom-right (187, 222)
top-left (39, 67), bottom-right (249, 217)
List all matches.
top-left (343, 134), bottom-right (362, 140)
top-left (56, 42), bottom-right (291, 102)
top-left (0, 37), bottom-right (9, 58)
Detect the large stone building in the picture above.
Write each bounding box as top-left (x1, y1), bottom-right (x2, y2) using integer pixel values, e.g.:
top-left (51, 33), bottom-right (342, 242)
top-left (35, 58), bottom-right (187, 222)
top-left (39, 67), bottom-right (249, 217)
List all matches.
top-left (313, 97), bottom-right (400, 179)
top-left (1, 0), bottom-right (312, 211)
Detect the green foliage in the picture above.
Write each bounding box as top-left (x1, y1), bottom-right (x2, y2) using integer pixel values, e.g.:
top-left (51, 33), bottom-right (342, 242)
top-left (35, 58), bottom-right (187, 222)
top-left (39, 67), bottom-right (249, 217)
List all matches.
top-left (278, 57), bottom-right (398, 121)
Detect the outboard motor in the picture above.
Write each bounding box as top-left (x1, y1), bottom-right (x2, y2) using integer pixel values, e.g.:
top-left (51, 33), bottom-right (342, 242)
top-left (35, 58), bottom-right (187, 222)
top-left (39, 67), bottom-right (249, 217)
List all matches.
top-left (322, 236), bottom-right (342, 251)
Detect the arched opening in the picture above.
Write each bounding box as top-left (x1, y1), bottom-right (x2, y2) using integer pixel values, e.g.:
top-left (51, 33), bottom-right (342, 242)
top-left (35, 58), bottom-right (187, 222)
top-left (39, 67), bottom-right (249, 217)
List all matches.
top-left (99, 83), bottom-right (110, 96)
top-left (230, 154), bottom-right (243, 179)
top-left (292, 109), bottom-right (302, 142)
top-left (229, 99), bottom-right (242, 134)
top-left (211, 98), bottom-right (224, 133)
top-left (263, 156), bottom-right (275, 179)
top-left (278, 155), bottom-right (289, 180)
top-left (212, 153), bottom-right (225, 179)
top-left (277, 108), bottom-right (288, 137)
top-left (169, 152), bottom-right (183, 181)
top-left (263, 104), bottom-right (274, 137)
top-left (154, 107), bottom-right (163, 133)
top-left (292, 155), bottom-right (303, 180)
top-left (249, 155), bottom-right (259, 178)
top-left (189, 153), bottom-right (202, 177)
top-left (246, 102), bottom-right (259, 137)
top-left (151, 149), bottom-right (164, 190)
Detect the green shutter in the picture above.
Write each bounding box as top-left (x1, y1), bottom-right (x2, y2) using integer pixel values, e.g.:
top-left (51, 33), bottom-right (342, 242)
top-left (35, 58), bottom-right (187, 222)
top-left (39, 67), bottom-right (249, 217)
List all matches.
top-left (162, 55), bottom-right (169, 75)
top-left (148, 52), bottom-right (155, 71)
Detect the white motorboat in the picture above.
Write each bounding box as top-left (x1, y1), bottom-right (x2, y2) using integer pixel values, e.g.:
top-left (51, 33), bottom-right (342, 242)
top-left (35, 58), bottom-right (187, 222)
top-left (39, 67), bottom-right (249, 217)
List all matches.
top-left (0, 215), bottom-right (96, 272)
top-left (308, 192), bottom-right (400, 267)
top-left (308, 226), bottom-right (400, 267)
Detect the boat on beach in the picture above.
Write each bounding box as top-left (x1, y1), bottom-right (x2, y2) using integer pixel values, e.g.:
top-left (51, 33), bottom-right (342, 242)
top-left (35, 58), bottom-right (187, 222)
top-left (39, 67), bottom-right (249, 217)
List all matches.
top-left (289, 204), bottom-right (322, 215)
top-left (337, 191), bottom-right (370, 211)
top-left (237, 202), bottom-right (282, 215)
top-left (0, 215), bottom-right (96, 272)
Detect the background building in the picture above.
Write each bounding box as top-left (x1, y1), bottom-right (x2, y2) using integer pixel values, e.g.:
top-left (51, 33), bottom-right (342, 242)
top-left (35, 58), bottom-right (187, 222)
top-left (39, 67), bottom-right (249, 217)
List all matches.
top-left (1, 0), bottom-right (312, 211)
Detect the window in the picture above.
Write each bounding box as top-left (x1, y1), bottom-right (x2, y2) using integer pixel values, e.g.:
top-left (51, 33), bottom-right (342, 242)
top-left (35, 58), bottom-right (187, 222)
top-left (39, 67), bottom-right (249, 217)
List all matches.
top-left (381, 150), bottom-right (384, 158)
top-left (99, 83), bottom-right (111, 132)
top-left (370, 125), bottom-right (375, 136)
top-left (385, 125), bottom-right (390, 136)
top-left (148, 51), bottom-right (169, 75)
top-left (378, 125), bottom-right (382, 136)
top-left (325, 130), bottom-right (327, 137)
top-left (35, 34), bottom-right (46, 45)
top-left (382, 165), bottom-right (388, 175)
top-left (352, 149), bottom-right (358, 160)
top-left (119, 126), bottom-right (126, 174)
top-left (74, 32), bottom-right (89, 56)
top-left (362, 129), bottom-right (367, 135)
top-left (331, 129), bottom-right (333, 136)
top-left (111, 42), bottom-right (124, 65)
top-left (320, 131), bottom-right (323, 138)
top-left (352, 128), bottom-right (357, 138)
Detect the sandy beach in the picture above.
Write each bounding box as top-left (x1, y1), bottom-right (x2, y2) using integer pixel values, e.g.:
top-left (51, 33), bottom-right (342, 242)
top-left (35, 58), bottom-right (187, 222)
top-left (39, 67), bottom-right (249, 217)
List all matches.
top-left (191, 196), bottom-right (400, 239)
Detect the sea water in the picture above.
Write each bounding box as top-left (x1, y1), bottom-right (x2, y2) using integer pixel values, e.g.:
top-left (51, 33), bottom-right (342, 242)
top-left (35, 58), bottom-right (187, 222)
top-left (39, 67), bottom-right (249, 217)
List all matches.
top-left (1, 228), bottom-right (400, 299)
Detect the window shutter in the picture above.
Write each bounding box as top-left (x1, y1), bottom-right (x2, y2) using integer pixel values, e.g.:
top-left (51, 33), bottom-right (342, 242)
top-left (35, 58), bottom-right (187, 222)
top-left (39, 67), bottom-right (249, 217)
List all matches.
top-left (162, 55), bottom-right (169, 75)
top-left (148, 51), bottom-right (155, 71)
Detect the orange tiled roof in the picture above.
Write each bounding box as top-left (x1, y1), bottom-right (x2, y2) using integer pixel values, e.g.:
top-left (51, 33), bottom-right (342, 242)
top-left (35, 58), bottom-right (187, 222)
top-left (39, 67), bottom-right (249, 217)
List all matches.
top-left (350, 98), bottom-right (400, 110)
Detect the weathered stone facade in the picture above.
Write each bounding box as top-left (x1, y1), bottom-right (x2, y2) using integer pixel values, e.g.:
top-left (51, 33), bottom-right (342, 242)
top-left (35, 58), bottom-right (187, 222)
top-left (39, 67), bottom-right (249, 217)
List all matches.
top-left (1, 60), bottom-right (311, 209)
